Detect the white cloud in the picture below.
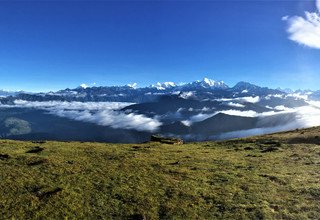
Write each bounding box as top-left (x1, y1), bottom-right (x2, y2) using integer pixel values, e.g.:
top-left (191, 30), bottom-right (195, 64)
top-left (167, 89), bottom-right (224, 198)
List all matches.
top-left (179, 91), bottom-right (195, 99)
top-left (284, 0), bottom-right (320, 49)
top-left (217, 123), bottom-right (297, 140)
top-left (171, 104), bottom-right (320, 141)
top-left (274, 105), bottom-right (292, 111)
top-left (282, 16), bottom-right (289, 21)
top-left (219, 105), bottom-right (320, 139)
top-left (266, 94), bottom-right (284, 99)
top-left (226, 102), bottom-right (245, 108)
top-left (241, 96), bottom-right (260, 103)
top-left (4, 100), bottom-right (162, 132)
top-left (202, 107), bottom-right (211, 111)
top-left (180, 105), bottom-right (287, 126)
top-left (262, 105), bottom-right (292, 111)
top-left (218, 108), bottom-right (296, 118)
top-left (51, 109), bottom-right (162, 132)
top-left (177, 105), bottom-right (320, 141)
top-left (180, 112), bottom-right (216, 126)
top-left (286, 93), bottom-right (309, 100)
top-left (294, 105), bottom-right (320, 127)
top-left (307, 100), bottom-right (320, 108)
top-left (216, 96), bottom-right (260, 103)
top-left (219, 109), bottom-right (258, 117)
top-left (13, 100), bottom-right (132, 110)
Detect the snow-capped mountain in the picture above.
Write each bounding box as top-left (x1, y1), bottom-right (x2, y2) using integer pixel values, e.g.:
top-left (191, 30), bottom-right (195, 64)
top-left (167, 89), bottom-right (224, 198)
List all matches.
top-left (150, 78), bottom-right (227, 91)
top-left (0, 77), bottom-right (310, 103)
top-left (0, 77), bottom-right (235, 103)
top-left (0, 78), bottom-right (319, 110)
top-left (185, 78), bottom-right (228, 89)
top-left (151, 82), bottom-right (176, 90)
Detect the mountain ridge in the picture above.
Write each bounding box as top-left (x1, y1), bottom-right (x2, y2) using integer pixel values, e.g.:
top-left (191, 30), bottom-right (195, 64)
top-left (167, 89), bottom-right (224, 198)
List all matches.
top-left (2, 78), bottom-right (320, 103)
top-left (0, 78), bottom-right (289, 103)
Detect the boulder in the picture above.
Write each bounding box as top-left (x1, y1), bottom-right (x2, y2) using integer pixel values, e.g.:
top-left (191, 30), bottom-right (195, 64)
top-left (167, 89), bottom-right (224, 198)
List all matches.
top-left (150, 135), bottom-right (183, 145)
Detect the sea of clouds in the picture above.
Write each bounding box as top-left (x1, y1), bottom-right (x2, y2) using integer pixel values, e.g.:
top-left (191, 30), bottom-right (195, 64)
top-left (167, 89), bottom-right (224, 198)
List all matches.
top-left (1, 100), bottom-right (162, 132)
top-left (218, 105), bottom-right (320, 139)
top-left (2, 97), bottom-right (320, 139)
top-left (179, 100), bottom-right (320, 140)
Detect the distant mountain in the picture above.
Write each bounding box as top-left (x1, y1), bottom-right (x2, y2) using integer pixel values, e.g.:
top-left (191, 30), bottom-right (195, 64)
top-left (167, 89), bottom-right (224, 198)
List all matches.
top-left (309, 90), bottom-right (320, 101)
top-left (276, 87), bottom-right (294, 94)
top-left (182, 78), bottom-right (229, 89)
top-left (0, 78), bottom-right (288, 103)
top-left (231, 82), bottom-right (283, 96)
top-left (150, 82), bottom-right (177, 90)
top-left (232, 81), bottom-right (261, 92)
top-left (0, 90), bottom-right (22, 97)
top-left (191, 113), bottom-right (258, 135)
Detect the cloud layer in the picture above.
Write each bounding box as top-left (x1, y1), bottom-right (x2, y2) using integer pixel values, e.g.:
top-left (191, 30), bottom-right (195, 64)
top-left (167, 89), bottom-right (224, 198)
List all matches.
top-left (3, 100), bottom-right (162, 132)
top-left (218, 105), bottom-right (320, 140)
top-left (284, 0), bottom-right (320, 49)
top-left (2, 97), bottom-right (320, 140)
top-left (217, 96), bottom-right (260, 103)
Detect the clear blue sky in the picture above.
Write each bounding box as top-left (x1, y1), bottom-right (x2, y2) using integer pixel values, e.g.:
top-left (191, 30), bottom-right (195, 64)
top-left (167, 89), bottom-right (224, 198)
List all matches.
top-left (0, 0), bottom-right (319, 92)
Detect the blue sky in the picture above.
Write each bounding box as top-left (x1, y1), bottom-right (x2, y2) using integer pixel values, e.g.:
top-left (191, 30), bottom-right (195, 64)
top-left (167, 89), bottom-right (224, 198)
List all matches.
top-left (0, 0), bottom-right (320, 92)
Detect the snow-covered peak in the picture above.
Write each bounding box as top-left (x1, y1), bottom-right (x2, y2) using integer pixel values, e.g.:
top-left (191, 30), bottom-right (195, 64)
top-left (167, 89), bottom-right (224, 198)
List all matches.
top-left (78, 83), bottom-right (97, 89)
top-left (127, 83), bottom-right (138, 89)
top-left (163, 82), bottom-right (176, 87)
top-left (151, 82), bottom-right (176, 90)
top-left (203, 77), bottom-right (216, 86)
top-left (79, 84), bottom-right (89, 89)
top-left (191, 77), bottom-right (228, 89)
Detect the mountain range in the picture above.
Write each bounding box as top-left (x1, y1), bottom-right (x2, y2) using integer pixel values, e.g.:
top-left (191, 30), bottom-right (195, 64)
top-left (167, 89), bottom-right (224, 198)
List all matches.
top-left (1, 78), bottom-right (319, 102)
top-left (0, 78), bottom-right (320, 142)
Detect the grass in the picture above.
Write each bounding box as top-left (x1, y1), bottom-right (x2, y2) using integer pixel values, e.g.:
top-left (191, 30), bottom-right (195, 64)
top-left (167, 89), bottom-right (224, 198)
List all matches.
top-left (0, 127), bottom-right (320, 219)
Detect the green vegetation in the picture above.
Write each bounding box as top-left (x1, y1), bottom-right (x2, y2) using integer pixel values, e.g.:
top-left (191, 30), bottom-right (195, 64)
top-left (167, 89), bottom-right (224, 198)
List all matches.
top-left (1, 127), bottom-right (320, 219)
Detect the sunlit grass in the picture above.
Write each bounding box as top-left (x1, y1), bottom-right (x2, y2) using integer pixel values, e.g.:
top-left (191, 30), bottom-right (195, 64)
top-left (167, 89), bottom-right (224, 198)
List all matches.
top-left (0, 128), bottom-right (320, 219)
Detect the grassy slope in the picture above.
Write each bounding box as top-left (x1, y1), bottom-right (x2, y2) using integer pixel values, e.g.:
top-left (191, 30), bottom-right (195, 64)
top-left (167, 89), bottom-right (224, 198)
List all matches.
top-left (0, 127), bottom-right (320, 219)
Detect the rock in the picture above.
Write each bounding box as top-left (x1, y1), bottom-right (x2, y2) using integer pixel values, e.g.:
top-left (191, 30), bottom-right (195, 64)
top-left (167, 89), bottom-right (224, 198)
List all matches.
top-left (150, 135), bottom-right (183, 145)
top-left (0, 154), bottom-right (10, 160)
top-left (261, 146), bottom-right (280, 153)
top-left (26, 146), bottom-right (44, 153)
top-left (128, 214), bottom-right (146, 220)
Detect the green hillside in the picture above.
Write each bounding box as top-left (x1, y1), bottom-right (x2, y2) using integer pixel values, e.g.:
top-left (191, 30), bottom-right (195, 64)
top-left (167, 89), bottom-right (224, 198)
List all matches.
top-left (1, 127), bottom-right (320, 219)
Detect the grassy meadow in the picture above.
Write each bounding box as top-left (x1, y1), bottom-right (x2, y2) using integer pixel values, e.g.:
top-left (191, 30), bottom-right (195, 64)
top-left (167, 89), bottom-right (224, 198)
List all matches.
top-left (0, 127), bottom-right (320, 219)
